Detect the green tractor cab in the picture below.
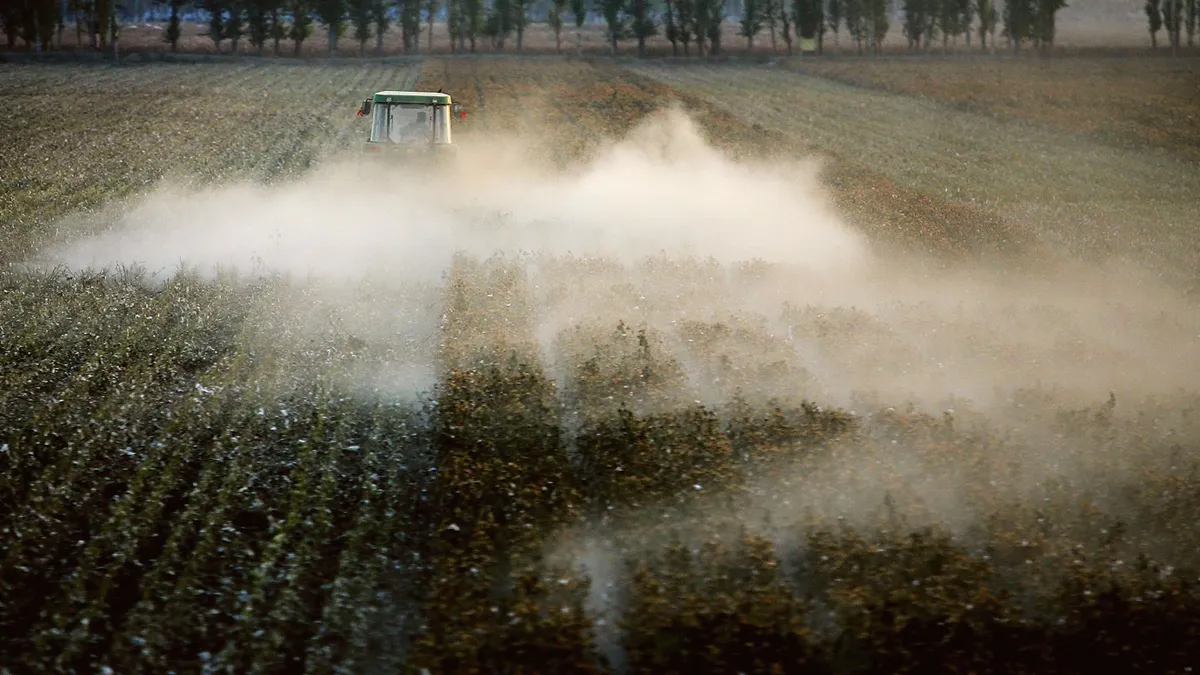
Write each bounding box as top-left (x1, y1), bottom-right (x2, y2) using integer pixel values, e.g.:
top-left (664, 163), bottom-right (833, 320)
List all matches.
top-left (356, 91), bottom-right (465, 160)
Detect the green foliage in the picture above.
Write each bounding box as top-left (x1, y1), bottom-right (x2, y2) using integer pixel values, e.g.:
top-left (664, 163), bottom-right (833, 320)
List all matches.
top-left (778, 0), bottom-right (792, 51)
top-left (1034, 0), bottom-right (1066, 47)
top-left (868, 0), bottom-right (888, 50)
top-left (424, 0), bottom-right (441, 50)
top-left (902, 0), bottom-right (924, 47)
top-left (164, 0), bottom-right (183, 50)
top-left (0, 0), bottom-right (60, 50)
top-left (549, 0), bottom-right (568, 50)
top-left (599, 0), bottom-right (628, 52)
top-left (1162, 0), bottom-right (1182, 47)
top-left (841, 0), bottom-right (864, 50)
top-left (484, 0), bottom-right (521, 49)
top-left (463, 0), bottom-right (484, 48)
top-left (571, 0), bottom-right (588, 27)
top-left (939, 0), bottom-right (960, 46)
top-left (793, 0), bottom-right (823, 41)
top-left (225, 0), bottom-right (246, 50)
top-left (826, 0), bottom-right (842, 42)
top-left (740, 0), bottom-right (764, 47)
top-left (664, 0), bottom-right (702, 53)
top-left (1002, 0), bottom-right (1034, 50)
top-left (348, 0), bottom-right (372, 52)
top-left (400, 0), bottom-right (422, 50)
top-left (696, 0), bottom-right (727, 54)
top-left (369, 0), bottom-right (389, 53)
top-left (0, 1), bottom-right (18, 47)
top-left (623, 534), bottom-right (828, 674)
top-left (974, 0), bottom-right (997, 47)
top-left (761, 0), bottom-right (781, 49)
top-left (246, 0), bottom-right (276, 54)
top-left (206, 0), bottom-right (226, 50)
top-left (511, 0), bottom-right (530, 50)
top-left (314, 0), bottom-right (345, 52)
top-left (956, 0), bottom-right (973, 42)
top-left (1187, 0), bottom-right (1197, 46)
top-left (627, 0), bottom-right (657, 55)
top-left (288, 0), bottom-right (314, 53)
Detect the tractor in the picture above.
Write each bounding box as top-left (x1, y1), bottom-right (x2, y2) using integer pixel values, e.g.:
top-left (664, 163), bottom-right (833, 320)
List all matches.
top-left (356, 90), bottom-right (465, 160)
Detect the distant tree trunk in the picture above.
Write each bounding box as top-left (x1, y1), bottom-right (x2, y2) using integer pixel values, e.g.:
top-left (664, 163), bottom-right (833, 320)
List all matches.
top-left (1188, 0), bottom-right (1197, 47)
top-left (328, 28), bottom-right (336, 54)
top-left (377, 27), bottom-right (385, 54)
top-left (57, 0), bottom-right (66, 46)
top-left (1171, 0), bottom-right (1181, 55)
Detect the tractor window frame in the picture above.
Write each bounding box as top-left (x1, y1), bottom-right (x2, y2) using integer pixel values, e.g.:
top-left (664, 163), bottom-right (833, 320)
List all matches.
top-left (370, 103), bottom-right (435, 145)
top-left (433, 104), bottom-right (451, 144)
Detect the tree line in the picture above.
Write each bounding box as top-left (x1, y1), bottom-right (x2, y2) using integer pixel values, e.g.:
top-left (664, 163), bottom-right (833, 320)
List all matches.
top-left (3, 0), bottom-right (1198, 56)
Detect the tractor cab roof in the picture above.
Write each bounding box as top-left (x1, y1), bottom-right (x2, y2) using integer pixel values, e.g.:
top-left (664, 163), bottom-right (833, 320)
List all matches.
top-left (372, 91), bottom-right (452, 105)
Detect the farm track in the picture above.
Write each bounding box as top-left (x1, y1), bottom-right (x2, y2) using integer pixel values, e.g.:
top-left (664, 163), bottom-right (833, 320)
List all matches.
top-left (626, 62), bottom-right (1200, 283)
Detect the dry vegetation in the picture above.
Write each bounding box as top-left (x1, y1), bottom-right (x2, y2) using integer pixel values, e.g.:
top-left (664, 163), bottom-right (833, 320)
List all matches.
top-left (2, 55), bottom-right (1200, 674)
top-left (787, 57), bottom-right (1200, 163)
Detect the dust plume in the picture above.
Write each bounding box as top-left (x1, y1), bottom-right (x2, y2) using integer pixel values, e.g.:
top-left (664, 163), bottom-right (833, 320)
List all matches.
top-left (43, 103), bottom-right (1200, 563)
top-left (45, 107), bottom-right (867, 281)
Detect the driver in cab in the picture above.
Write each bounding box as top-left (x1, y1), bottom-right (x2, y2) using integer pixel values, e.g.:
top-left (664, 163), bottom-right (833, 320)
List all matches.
top-left (392, 111), bottom-right (430, 144)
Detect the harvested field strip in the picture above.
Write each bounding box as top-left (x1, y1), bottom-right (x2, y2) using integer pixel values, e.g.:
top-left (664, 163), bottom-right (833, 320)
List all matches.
top-left (786, 57), bottom-right (1200, 162)
top-left (627, 63), bottom-right (1200, 282)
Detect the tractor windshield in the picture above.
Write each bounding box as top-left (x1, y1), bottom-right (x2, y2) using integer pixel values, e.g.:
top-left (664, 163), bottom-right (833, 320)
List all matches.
top-left (371, 103), bottom-right (451, 145)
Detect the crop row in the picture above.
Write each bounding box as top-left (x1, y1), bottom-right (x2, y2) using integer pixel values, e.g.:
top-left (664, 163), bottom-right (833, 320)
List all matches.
top-left (4, 59), bottom-right (1200, 672)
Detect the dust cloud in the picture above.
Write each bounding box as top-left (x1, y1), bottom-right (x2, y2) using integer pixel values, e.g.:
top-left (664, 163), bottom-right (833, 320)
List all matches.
top-left (42, 99), bottom-right (1200, 428)
top-left (43, 104), bottom-right (1200, 564)
top-left (48, 107), bottom-right (865, 281)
